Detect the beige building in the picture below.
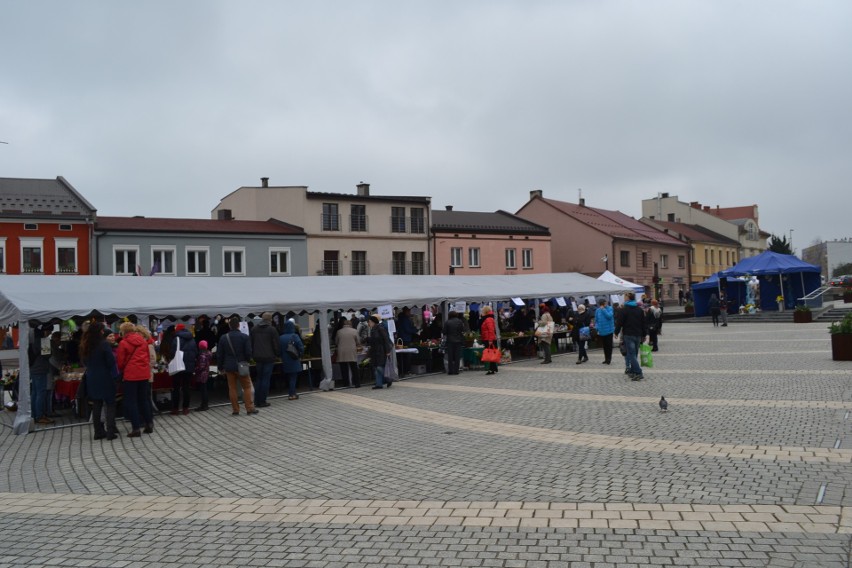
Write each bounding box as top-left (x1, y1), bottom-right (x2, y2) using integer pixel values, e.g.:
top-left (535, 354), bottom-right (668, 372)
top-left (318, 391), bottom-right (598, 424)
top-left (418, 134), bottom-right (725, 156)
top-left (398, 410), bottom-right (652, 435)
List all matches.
top-left (212, 179), bottom-right (431, 276)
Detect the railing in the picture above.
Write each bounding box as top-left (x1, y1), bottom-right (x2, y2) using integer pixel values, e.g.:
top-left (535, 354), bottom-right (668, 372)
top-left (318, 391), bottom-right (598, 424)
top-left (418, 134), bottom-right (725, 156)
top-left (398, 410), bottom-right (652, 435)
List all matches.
top-left (320, 260), bottom-right (340, 275)
top-left (350, 260), bottom-right (369, 276)
top-left (390, 216), bottom-right (426, 234)
top-left (321, 214), bottom-right (341, 232)
top-left (797, 285), bottom-right (831, 309)
top-left (390, 216), bottom-right (407, 233)
top-left (349, 215), bottom-right (368, 232)
top-left (390, 261), bottom-right (430, 275)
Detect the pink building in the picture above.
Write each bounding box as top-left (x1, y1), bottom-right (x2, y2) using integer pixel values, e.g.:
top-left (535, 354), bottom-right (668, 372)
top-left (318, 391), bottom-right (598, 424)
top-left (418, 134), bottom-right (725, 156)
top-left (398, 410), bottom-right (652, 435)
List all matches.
top-left (516, 191), bottom-right (690, 299)
top-left (431, 208), bottom-right (552, 275)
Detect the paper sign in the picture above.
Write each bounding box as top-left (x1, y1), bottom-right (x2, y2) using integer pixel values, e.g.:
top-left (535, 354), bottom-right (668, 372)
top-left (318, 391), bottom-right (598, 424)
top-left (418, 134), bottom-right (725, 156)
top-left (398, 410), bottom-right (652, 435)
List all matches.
top-left (586, 296), bottom-right (596, 305)
top-left (555, 297), bottom-right (567, 307)
top-left (385, 319), bottom-right (396, 335)
top-left (453, 301), bottom-right (466, 313)
top-left (512, 297), bottom-right (524, 307)
top-left (377, 304), bottom-right (393, 320)
top-left (238, 321), bottom-right (250, 336)
top-left (610, 295), bottom-right (621, 306)
top-left (571, 302), bottom-right (578, 311)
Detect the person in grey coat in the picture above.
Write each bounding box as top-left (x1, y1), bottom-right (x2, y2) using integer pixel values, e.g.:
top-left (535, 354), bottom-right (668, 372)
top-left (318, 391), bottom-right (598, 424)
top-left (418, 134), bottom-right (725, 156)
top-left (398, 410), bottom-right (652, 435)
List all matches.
top-left (251, 312), bottom-right (281, 407)
top-left (335, 319), bottom-right (361, 387)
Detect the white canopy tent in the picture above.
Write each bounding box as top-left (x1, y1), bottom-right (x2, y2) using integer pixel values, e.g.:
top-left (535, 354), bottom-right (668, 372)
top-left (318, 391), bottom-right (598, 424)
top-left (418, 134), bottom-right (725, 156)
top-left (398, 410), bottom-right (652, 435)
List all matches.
top-left (1, 272), bottom-right (634, 434)
top-left (597, 270), bottom-right (645, 293)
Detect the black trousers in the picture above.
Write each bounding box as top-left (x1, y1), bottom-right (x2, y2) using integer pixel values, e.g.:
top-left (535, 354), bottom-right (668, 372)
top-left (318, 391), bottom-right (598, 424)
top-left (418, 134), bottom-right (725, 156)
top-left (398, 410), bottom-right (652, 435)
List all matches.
top-left (446, 342), bottom-right (462, 374)
top-left (91, 399), bottom-right (116, 436)
top-left (338, 362), bottom-right (360, 387)
top-left (600, 334), bottom-right (613, 363)
top-left (171, 371), bottom-right (192, 410)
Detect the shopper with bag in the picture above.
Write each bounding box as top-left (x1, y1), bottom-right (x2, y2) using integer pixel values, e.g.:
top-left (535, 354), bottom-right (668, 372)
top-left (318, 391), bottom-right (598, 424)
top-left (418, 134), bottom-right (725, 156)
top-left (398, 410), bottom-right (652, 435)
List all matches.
top-left (594, 298), bottom-right (615, 365)
top-left (479, 306), bottom-right (499, 375)
top-left (169, 323), bottom-right (198, 415)
top-left (367, 316), bottom-right (393, 389)
top-left (278, 319), bottom-right (304, 399)
top-left (614, 292), bottom-right (649, 381)
top-left (535, 312), bottom-right (555, 364)
top-left (218, 317), bottom-right (257, 415)
top-left (570, 304), bottom-right (592, 364)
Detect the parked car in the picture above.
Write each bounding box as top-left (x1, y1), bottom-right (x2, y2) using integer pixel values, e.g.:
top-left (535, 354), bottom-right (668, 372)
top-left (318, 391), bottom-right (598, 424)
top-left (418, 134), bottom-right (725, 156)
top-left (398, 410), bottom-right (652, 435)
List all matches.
top-left (829, 275), bottom-right (852, 287)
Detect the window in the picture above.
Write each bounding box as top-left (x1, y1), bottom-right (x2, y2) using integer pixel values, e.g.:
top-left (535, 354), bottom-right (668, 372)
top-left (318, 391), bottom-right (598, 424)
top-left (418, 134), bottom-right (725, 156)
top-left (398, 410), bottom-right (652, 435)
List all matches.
top-left (667, 213), bottom-right (675, 222)
top-left (704, 249), bottom-right (709, 265)
top-left (269, 247), bottom-right (290, 276)
top-left (468, 247), bottom-right (480, 268)
top-left (152, 246), bottom-right (176, 276)
top-left (24, 223), bottom-right (38, 231)
top-left (746, 222), bottom-right (758, 241)
top-left (59, 224), bottom-right (72, 231)
top-left (20, 238), bottom-right (44, 273)
top-left (678, 255), bottom-right (685, 269)
top-left (186, 247), bottom-right (209, 276)
top-left (223, 247), bottom-right (245, 276)
top-left (55, 238), bottom-right (78, 274)
top-left (392, 251), bottom-right (406, 275)
top-left (641, 252), bottom-right (648, 268)
top-left (322, 203), bottom-right (340, 231)
top-left (450, 247), bottom-right (463, 268)
top-left (710, 249), bottom-right (715, 265)
top-left (726, 250), bottom-right (730, 266)
top-left (660, 254), bottom-right (668, 269)
top-left (351, 251), bottom-right (368, 275)
top-left (410, 207), bottom-right (425, 234)
top-left (113, 246), bottom-right (139, 276)
top-left (505, 248), bottom-right (517, 270)
top-left (391, 207), bottom-right (407, 233)
top-left (322, 250), bottom-right (340, 275)
top-left (522, 248), bottom-right (533, 269)
top-left (0, 238), bottom-right (6, 273)
top-left (620, 250), bottom-right (630, 267)
top-left (411, 251), bottom-right (426, 275)
top-left (349, 204), bottom-right (367, 232)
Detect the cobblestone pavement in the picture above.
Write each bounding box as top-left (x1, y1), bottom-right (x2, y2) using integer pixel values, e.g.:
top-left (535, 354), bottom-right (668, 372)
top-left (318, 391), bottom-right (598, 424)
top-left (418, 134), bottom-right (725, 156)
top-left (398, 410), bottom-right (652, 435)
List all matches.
top-left (0, 321), bottom-right (850, 567)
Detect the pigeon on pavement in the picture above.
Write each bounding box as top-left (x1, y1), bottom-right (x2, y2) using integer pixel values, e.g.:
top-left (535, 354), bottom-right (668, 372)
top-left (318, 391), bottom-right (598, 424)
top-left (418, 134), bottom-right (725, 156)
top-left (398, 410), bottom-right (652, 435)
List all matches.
top-left (659, 396), bottom-right (668, 412)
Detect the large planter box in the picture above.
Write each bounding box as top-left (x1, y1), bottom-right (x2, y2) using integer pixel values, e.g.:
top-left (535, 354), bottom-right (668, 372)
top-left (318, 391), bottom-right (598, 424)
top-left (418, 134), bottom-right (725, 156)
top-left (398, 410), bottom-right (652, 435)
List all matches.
top-left (844, 292), bottom-right (852, 304)
top-left (793, 311), bottom-right (813, 323)
top-left (831, 334), bottom-right (852, 361)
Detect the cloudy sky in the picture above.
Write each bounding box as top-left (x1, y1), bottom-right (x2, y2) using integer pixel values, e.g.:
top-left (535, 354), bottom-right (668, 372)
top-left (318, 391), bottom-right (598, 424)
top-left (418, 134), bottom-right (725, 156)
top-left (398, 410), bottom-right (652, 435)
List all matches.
top-left (2, 1), bottom-right (850, 250)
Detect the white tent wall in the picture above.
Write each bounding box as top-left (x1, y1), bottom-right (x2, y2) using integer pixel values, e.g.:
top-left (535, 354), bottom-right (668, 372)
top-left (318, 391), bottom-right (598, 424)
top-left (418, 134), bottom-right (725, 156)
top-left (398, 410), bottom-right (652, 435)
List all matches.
top-left (0, 272), bottom-right (634, 435)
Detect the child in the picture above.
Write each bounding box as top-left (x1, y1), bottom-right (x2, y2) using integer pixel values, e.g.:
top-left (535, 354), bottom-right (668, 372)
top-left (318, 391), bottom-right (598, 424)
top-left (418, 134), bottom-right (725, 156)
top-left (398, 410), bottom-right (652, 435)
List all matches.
top-left (194, 340), bottom-right (212, 411)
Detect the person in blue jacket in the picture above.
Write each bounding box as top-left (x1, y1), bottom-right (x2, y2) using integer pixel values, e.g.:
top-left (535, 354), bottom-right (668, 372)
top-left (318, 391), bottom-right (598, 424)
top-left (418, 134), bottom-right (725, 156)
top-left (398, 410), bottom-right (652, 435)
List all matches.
top-left (594, 298), bottom-right (615, 364)
top-left (278, 320), bottom-right (304, 400)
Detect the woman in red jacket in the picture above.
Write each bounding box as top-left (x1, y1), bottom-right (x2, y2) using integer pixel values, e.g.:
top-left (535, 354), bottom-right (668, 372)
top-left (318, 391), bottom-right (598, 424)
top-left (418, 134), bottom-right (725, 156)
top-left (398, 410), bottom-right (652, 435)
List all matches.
top-left (116, 322), bottom-right (154, 438)
top-left (479, 305), bottom-right (499, 375)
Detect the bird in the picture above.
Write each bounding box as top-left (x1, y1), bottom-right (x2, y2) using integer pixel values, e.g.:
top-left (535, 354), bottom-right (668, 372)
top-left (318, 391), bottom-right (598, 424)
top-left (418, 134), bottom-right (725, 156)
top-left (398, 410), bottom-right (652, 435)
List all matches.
top-left (659, 396), bottom-right (668, 412)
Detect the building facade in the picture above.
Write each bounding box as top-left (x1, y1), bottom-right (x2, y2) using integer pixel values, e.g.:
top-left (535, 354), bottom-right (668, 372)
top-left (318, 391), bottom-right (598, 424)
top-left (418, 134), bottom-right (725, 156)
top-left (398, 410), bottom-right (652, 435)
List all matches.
top-left (0, 177), bottom-right (96, 275)
top-left (516, 191), bottom-right (690, 300)
top-left (94, 216), bottom-right (307, 277)
top-left (801, 239), bottom-right (852, 279)
top-left (431, 208), bottom-right (552, 275)
top-left (212, 180), bottom-right (431, 276)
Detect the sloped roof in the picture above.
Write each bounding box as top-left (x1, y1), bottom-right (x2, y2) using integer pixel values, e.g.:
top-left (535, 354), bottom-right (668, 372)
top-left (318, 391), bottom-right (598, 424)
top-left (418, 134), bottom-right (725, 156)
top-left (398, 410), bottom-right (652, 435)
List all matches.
top-left (0, 176), bottom-right (96, 218)
top-left (647, 220), bottom-right (740, 246)
top-left (538, 198), bottom-right (688, 247)
top-left (96, 216), bottom-right (305, 235)
top-left (718, 251), bottom-right (819, 277)
top-left (710, 205), bottom-right (757, 222)
top-left (432, 210), bottom-right (550, 235)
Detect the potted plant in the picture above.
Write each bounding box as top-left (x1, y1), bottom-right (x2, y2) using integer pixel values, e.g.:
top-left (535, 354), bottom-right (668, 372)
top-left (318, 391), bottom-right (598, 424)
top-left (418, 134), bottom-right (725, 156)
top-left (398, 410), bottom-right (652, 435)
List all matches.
top-left (829, 313), bottom-right (852, 361)
top-left (793, 304), bottom-right (812, 323)
top-left (844, 287), bottom-right (852, 304)
top-left (684, 300), bottom-right (694, 315)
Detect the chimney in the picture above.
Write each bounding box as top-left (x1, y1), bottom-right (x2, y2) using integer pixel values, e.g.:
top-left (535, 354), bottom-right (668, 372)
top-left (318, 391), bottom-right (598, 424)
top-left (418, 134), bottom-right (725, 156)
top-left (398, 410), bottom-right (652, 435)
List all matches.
top-left (356, 182), bottom-right (370, 196)
top-left (579, 198), bottom-right (586, 207)
top-left (261, 177), bottom-right (269, 188)
top-left (703, 206), bottom-right (710, 212)
top-left (445, 205), bottom-right (453, 211)
top-left (690, 201), bottom-right (701, 209)
top-left (530, 189), bottom-right (543, 199)
top-left (217, 209), bottom-right (233, 221)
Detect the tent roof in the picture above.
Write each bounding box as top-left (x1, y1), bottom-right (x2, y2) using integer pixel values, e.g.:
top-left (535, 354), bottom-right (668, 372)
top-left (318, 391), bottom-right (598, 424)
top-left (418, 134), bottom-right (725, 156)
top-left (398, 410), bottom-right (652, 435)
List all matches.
top-left (691, 272), bottom-right (748, 291)
top-left (0, 272), bottom-right (636, 325)
top-left (597, 270), bottom-right (645, 293)
top-left (718, 251), bottom-right (820, 277)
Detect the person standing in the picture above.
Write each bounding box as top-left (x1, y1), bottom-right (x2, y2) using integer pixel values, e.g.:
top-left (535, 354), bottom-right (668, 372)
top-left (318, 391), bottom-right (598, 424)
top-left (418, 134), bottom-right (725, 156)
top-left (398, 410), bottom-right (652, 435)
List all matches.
top-left (571, 305), bottom-right (592, 364)
top-left (719, 292), bottom-right (729, 327)
top-left (335, 319), bottom-right (361, 388)
top-left (594, 298), bottom-right (615, 364)
top-left (218, 317), bottom-right (257, 415)
top-left (479, 306), bottom-right (498, 375)
top-left (395, 307), bottom-right (419, 376)
top-left (169, 323), bottom-right (198, 415)
top-left (251, 312), bottom-right (280, 407)
top-left (535, 312), bottom-right (555, 364)
top-left (709, 293), bottom-right (721, 327)
top-left (116, 322), bottom-right (155, 436)
top-left (278, 320), bottom-right (304, 400)
top-left (614, 292), bottom-right (649, 381)
top-left (79, 323), bottom-right (118, 440)
top-left (29, 325), bottom-right (54, 425)
top-left (442, 311), bottom-right (465, 375)
top-left (647, 299), bottom-right (662, 352)
top-left (193, 341), bottom-right (213, 411)
top-left (367, 316), bottom-right (392, 389)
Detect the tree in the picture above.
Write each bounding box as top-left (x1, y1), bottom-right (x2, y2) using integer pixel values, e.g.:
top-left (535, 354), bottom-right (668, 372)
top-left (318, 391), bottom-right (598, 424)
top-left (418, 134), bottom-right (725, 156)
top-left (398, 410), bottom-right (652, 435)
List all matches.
top-left (833, 263), bottom-right (852, 277)
top-left (768, 234), bottom-right (793, 255)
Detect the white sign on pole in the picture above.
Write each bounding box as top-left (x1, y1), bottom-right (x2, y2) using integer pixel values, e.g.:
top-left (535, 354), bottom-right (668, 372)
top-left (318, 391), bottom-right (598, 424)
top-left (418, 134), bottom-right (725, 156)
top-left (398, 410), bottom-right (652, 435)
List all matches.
top-left (586, 296), bottom-right (596, 305)
top-left (512, 297), bottom-right (524, 307)
top-left (377, 304), bottom-right (394, 320)
top-left (571, 301), bottom-right (578, 311)
top-left (386, 319), bottom-right (397, 335)
top-left (238, 321), bottom-right (250, 336)
top-left (610, 294), bottom-right (621, 306)
top-left (555, 297), bottom-right (567, 307)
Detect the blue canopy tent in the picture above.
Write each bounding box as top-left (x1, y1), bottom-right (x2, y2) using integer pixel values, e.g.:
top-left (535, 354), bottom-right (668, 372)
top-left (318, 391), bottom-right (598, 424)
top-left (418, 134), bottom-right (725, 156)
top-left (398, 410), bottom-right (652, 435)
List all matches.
top-left (717, 251), bottom-right (821, 311)
top-left (691, 273), bottom-right (747, 317)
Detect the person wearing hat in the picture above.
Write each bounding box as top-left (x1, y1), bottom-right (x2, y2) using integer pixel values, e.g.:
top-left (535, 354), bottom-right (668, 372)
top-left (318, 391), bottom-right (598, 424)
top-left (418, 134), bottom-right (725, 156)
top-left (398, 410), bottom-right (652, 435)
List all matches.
top-left (251, 312), bottom-right (280, 407)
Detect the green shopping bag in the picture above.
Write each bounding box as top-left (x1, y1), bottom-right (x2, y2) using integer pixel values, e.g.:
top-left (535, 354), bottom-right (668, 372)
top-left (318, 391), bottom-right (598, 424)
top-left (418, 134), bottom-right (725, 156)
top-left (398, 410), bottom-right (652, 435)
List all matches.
top-left (640, 343), bottom-right (654, 368)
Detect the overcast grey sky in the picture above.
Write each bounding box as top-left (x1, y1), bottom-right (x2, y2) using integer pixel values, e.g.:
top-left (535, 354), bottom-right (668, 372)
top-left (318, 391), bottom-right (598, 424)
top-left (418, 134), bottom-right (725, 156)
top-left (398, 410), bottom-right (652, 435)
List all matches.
top-left (2, 1), bottom-right (850, 250)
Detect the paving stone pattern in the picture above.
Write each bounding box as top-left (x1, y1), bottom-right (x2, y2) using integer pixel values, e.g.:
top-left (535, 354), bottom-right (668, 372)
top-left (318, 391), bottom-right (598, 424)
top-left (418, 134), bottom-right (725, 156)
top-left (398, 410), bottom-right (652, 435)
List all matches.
top-left (0, 321), bottom-right (850, 566)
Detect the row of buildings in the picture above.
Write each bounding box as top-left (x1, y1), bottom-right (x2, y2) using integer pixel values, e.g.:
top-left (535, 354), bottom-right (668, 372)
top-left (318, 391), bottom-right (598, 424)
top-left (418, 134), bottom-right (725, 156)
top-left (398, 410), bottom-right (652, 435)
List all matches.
top-left (0, 176), bottom-right (778, 301)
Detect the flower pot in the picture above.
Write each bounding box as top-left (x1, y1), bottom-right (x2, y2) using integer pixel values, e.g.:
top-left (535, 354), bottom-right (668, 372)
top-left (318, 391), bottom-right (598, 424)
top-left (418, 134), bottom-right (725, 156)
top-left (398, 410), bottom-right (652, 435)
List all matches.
top-left (684, 305), bottom-right (694, 315)
top-left (831, 333), bottom-right (852, 361)
top-left (793, 311), bottom-right (812, 323)
top-left (844, 292), bottom-right (852, 304)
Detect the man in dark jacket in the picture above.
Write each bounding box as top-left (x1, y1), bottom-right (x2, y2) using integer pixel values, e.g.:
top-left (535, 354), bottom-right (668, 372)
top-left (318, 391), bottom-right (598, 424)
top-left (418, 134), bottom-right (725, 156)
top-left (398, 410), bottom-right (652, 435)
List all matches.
top-left (29, 325), bottom-right (54, 424)
top-left (251, 312), bottom-right (281, 407)
top-left (442, 311), bottom-right (465, 375)
top-left (217, 317), bottom-right (256, 415)
top-left (170, 323), bottom-right (198, 415)
top-left (614, 292), bottom-right (649, 381)
top-left (368, 316), bottom-right (393, 389)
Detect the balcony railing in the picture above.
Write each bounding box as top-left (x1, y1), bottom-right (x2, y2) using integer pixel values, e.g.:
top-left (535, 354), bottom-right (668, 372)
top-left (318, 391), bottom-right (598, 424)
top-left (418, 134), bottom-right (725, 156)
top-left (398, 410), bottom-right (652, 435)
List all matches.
top-left (390, 261), bottom-right (430, 275)
top-left (349, 215), bottom-right (368, 232)
top-left (390, 216), bottom-right (426, 234)
top-left (350, 260), bottom-right (370, 275)
top-left (321, 214), bottom-right (341, 232)
top-left (319, 260), bottom-right (341, 275)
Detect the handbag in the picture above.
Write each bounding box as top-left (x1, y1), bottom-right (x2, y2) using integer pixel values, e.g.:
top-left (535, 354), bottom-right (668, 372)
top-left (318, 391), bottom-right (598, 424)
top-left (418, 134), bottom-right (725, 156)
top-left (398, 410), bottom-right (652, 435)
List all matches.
top-left (384, 353), bottom-right (399, 382)
top-left (640, 343), bottom-right (654, 368)
top-left (168, 338), bottom-right (186, 375)
top-left (286, 339), bottom-right (300, 360)
top-left (225, 334), bottom-right (251, 377)
top-left (579, 326), bottom-right (591, 341)
top-left (481, 346), bottom-right (501, 363)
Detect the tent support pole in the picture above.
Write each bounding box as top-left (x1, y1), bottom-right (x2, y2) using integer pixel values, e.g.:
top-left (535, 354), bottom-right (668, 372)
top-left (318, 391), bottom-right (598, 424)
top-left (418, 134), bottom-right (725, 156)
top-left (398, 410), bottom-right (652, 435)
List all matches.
top-left (12, 321), bottom-right (33, 435)
top-left (318, 310), bottom-right (332, 386)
